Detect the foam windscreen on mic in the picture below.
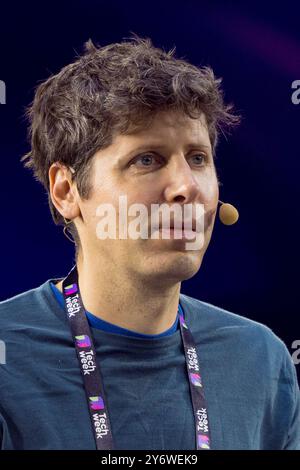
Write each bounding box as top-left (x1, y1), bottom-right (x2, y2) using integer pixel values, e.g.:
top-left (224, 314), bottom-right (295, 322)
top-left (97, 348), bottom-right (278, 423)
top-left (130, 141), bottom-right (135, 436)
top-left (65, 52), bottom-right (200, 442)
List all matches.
top-left (218, 201), bottom-right (239, 225)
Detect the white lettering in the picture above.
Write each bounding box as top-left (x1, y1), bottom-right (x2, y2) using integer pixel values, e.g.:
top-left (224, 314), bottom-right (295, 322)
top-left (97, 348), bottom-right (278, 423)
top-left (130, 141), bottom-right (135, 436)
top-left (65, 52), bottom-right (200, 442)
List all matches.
top-left (93, 412), bottom-right (109, 438)
top-left (291, 80), bottom-right (300, 105)
top-left (291, 340), bottom-right (300, 365)
top-left (0, 80), bottom-right (6, 104)
top-left (187, 347), bottom-right (199, 372)
top-left (79, 350), bottom-right (96, 375)
top-left (197, 407), bottom-right (209, 433)
top-left (0, 340), bottom-right (6, 364)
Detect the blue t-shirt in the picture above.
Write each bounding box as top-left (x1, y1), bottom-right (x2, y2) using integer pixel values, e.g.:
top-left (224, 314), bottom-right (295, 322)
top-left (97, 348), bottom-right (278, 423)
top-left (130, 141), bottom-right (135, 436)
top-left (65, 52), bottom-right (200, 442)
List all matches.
top-left (49, 281), bottom-right (180, 339)
top-left (0, 278), bottom-right (299, 450)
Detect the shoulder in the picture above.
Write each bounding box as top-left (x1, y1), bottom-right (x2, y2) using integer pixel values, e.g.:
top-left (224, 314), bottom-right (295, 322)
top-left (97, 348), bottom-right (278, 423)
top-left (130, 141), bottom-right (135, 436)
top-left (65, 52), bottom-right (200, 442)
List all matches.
top-left (0, 280), bottom-right (55, 328)
top-left (179, 293), bottom-right (292, 366)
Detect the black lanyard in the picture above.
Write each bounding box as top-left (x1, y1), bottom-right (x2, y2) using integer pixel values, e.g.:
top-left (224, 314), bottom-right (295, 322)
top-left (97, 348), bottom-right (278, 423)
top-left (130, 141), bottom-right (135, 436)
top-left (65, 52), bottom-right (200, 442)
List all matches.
top-left (62, 265), bottom-right (211, 450)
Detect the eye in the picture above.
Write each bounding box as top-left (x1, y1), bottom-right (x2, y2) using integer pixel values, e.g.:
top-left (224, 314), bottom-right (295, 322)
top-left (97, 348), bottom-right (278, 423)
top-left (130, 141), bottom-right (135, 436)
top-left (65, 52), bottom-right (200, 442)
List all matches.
top-left (189, 154), bottom-right (207, 167)
top-left (128, 152), bottom-right (209, 170)
top-left (131, 153), bottom-right (162, 168)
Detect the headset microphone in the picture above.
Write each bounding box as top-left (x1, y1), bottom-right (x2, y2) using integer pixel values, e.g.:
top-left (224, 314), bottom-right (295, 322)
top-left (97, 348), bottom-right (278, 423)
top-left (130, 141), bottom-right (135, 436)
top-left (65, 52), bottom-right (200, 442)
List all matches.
top-left (218, 200), bottom-right (239, 225)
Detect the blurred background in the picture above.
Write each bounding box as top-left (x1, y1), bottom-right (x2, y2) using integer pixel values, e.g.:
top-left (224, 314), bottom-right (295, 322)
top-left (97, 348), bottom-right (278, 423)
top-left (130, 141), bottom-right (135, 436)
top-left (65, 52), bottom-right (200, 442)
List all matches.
top-left (0, 0), bottom-right (299, 376)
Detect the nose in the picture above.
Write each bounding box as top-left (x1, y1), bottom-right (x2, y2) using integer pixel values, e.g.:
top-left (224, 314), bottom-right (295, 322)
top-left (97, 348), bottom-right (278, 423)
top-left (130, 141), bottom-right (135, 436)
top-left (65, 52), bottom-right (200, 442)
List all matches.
top-left (163, 155), bottom-right (200, 204)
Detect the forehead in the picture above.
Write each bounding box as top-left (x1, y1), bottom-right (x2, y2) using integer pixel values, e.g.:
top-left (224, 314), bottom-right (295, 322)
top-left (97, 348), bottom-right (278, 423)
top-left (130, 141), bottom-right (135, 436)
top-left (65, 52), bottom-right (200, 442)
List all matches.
top-left (113, 110), bottom-right (211, 150)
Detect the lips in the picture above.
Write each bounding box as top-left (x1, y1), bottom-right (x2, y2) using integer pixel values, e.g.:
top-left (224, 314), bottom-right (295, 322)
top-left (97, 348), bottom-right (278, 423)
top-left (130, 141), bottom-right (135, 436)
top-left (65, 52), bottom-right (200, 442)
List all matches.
top-left (161, 215), bottom-right (198, 232)
top-left (160, 210), bottom-right (216, 233)
top-left (167, 220), bottom-right (197, 231)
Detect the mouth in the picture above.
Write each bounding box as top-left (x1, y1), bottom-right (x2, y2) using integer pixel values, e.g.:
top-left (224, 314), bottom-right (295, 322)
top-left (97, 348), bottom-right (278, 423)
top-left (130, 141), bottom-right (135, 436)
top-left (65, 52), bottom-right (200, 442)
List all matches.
top-left (168, 219), bottom-right (198, 232)
top-left (158, 226), bottom-right (198, 241)
top-left (160, 212), bottom-right (214, 233)
top-left (146, 209), bottom-right (216, 239)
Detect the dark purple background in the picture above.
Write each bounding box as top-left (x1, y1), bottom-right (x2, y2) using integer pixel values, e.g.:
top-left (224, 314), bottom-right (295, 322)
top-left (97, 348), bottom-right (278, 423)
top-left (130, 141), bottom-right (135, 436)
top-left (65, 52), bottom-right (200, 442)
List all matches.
top-left (0, 0), bottom-right (299, 374)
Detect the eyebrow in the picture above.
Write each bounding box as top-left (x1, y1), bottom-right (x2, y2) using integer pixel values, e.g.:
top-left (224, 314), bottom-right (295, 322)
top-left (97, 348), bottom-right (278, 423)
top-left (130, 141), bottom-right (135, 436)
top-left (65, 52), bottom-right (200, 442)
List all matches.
top-left (120, 142), bottom-right (212, 159)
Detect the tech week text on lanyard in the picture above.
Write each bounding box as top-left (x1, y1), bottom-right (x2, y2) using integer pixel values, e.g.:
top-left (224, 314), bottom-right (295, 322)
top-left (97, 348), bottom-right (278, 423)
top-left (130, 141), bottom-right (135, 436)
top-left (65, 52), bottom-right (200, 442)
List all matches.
top-left (62, 265), bottom-right (211, 450)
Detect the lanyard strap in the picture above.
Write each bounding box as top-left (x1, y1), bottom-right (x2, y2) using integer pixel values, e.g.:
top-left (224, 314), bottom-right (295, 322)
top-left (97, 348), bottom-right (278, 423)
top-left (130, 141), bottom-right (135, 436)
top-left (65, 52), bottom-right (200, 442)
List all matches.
top-left (62, 265), bottom-right (211, 450)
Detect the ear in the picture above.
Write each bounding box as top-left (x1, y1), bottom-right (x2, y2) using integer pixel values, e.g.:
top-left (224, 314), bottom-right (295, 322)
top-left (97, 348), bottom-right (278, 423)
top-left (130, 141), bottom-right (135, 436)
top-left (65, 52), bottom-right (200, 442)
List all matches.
top-left (49, 163), bottom-right (81, 220)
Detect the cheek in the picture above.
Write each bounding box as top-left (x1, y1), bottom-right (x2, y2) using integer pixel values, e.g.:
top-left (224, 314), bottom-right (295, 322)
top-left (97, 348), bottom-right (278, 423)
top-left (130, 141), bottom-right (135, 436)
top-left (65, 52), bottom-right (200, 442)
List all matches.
top-left (79, 201), bottom-right (100, 231)
top-left (207, 179), bottom-right (219, 205)
top-left (78, 188), bottom-right (117, 230)
top-left (198, 175), bottom-right (219, 231)
top-left (197, 171), bottom-right (219, 206)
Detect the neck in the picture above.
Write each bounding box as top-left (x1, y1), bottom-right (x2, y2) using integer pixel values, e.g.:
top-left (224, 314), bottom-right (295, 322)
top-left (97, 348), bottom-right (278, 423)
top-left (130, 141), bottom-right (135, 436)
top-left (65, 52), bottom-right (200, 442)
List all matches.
top-left (56, 253), bottom-right (181, 335)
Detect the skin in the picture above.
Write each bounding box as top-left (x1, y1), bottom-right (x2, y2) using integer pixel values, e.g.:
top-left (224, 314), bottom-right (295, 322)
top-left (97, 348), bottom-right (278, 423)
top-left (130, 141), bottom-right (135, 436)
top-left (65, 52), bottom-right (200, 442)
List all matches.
top-left (49, 109), bottom-right (219, 335)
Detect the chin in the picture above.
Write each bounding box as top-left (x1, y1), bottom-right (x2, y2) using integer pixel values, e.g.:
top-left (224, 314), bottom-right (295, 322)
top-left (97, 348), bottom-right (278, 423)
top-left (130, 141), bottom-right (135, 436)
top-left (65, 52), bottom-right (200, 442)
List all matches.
top-left (170, 252), bottom-right (204, 280)
top-left (142, 250), bottom-right (204, 283)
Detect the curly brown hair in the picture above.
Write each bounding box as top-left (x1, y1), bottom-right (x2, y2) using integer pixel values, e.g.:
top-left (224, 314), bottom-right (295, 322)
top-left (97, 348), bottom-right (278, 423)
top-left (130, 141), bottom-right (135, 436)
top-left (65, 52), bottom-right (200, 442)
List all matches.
top-left (21, 34), bottom-right (240, 257)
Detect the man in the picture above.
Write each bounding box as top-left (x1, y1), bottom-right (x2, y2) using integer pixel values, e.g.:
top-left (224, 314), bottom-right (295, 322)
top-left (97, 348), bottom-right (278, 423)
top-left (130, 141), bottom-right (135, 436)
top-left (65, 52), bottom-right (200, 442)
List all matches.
top-left (0, 36), bottom-right (299, 450)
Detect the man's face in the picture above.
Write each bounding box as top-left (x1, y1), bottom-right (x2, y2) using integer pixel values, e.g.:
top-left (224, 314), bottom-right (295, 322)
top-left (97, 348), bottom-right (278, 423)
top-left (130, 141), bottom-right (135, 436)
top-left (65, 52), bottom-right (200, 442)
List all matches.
top-left (76, 109), bottom-right (219, 284)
